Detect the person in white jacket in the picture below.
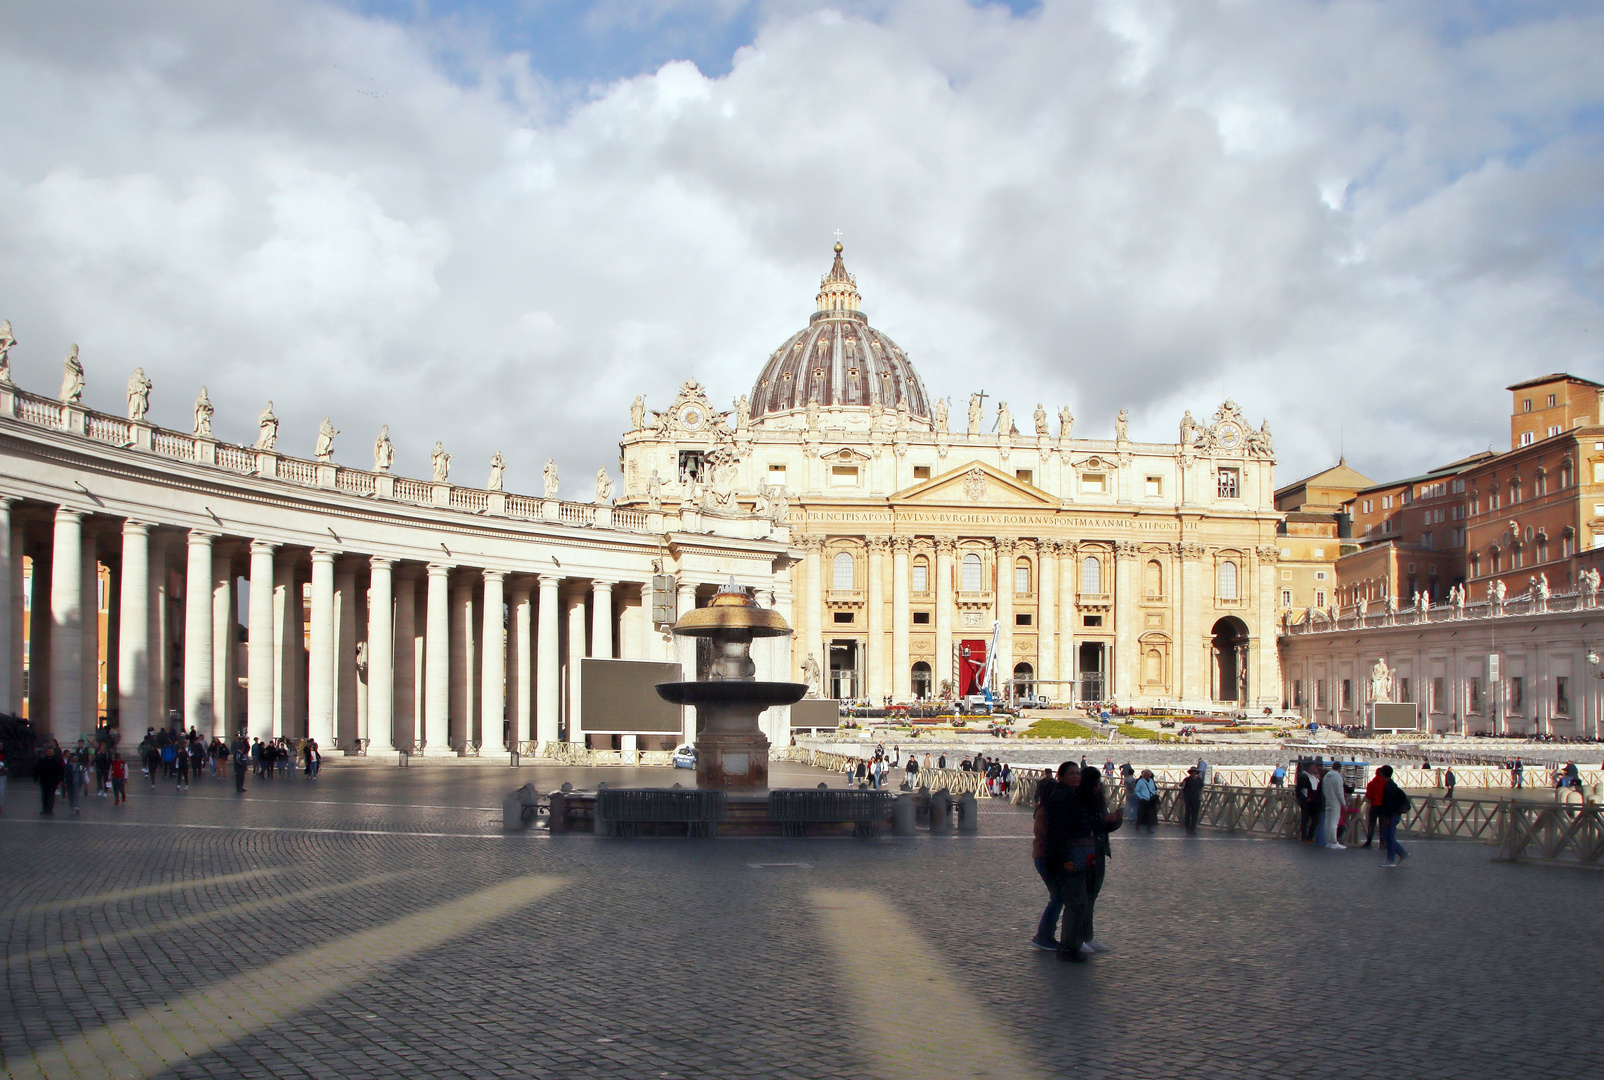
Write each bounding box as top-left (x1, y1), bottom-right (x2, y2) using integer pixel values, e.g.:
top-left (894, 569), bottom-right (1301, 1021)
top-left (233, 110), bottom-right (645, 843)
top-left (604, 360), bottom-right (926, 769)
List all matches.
top-left (1321, 763), bottom-right (1347, 849)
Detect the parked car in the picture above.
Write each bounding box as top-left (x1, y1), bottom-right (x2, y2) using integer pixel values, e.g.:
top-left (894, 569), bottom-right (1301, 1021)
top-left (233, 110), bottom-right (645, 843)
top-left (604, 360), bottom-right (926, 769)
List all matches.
top-left (672, 744), bottom-right (697, 769)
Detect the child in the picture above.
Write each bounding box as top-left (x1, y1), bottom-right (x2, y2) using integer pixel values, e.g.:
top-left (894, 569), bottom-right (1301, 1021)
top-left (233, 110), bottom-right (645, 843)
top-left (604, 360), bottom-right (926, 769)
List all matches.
top-left (110, 753), bottom-right (127, 805)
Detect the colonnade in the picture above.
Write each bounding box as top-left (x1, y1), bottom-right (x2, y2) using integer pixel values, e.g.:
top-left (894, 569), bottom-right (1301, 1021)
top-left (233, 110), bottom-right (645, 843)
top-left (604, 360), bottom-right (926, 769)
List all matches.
top-left (7, 498), bottom-right (668, 751)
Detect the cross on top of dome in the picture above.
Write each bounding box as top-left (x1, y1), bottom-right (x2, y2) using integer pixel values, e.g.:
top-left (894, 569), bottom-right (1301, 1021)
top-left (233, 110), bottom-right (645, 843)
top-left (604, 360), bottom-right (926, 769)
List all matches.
top-left (816, 240), bottom-right (860, 316)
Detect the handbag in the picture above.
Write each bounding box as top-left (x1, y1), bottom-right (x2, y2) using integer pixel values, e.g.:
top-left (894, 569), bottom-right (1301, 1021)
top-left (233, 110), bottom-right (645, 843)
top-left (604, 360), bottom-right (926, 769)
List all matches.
top-left (1063, 841), bottom-right (1098, 873)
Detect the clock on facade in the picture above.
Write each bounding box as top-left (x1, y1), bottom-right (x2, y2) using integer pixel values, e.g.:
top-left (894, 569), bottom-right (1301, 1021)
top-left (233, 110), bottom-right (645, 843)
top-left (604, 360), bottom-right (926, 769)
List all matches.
top-left (677, 403), bottom-right (707, 431)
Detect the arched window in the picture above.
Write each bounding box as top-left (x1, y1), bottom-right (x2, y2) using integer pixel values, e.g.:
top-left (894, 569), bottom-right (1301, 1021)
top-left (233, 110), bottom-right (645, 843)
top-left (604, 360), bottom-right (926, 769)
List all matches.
top-left (832, 551), bottom-right (855, 590)
top-left (1144, 559), bottom-right (1163, 597)
top-left (1219, 560), bottom-right (1239, 600)
top-left (1561, 461), bottom-right (1574, 488)
top-left (961, 552), bottom-right (983, 592)
top-left (1082, 556), bottom-right (1102, 594)
top-left (1014, 557), bottom-right (1031, 595)
top-left (1143, 648), bottom-right (1164, 686)
top-left (911, 661), bottom-right (932, 700)
top-left (911, 556), bottom-right (930, 594)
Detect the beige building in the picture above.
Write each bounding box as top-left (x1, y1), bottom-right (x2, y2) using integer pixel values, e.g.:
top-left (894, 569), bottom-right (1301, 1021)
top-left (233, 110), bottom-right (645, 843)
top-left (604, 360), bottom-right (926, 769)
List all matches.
top-left (619, 244), bottom-right (1284, 709)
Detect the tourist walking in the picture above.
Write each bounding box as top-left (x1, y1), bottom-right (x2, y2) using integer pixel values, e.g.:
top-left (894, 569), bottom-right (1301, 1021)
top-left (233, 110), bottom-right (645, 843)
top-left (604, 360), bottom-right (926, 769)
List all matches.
top-left (1077, 766), bottom-right (1121, 954)
top-left (905, 754), bottom-right (920, 789)
top-left (109, 753), bottom-right (127, 804)
top-left (1376, 765), bottom-right (1412, 866)
top-left (36, 746), bottom-right (65, 815)
top-left (232, 739), bottom-right (250, 793)
top-left (1361, 767), bottom-right (1386, 848)
top-left (1180, 766), bottom-right (1203, 834)
top-left (1512, 758), bottom-right (1524, 789)
top-left (1121, 763), bottom-right (1138, 823)
top-left (1029, 774), bottom-right (1061, 952)
top-left (0, 748), bottom-right (8, 814)
top-left (1444, 766), bottom-right (1456, 800)
top-left (1270, 762), bottom-right (1286, 788)
top-left (64, 751), bottom-right (84, 815)
top-left (1134, 769), bottom-right (1158, 832)
top-left (1320, 762), bottom-right (1346, 849)
top-left (174, 740), bottom-right (191, 791)
top-left (1041, 762), bottom-right (1096, 962)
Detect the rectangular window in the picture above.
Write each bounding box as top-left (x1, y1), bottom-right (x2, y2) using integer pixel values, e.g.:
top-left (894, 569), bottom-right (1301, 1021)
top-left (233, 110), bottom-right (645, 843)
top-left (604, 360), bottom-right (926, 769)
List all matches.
top-left (1015, 469), bottom-right (1033, 485)
top-left (1316, 590), bottom-right (1326, 608)
top-left (1314, 571), bottom-right (1327, 580)
top-left (1549, 426), bottom-right (1561, 438)
top-left (1521, 432), bottom-right (1534, 446)
top-left (1363, 499), bottom-right (1373, 513)
top-left (1468, 677), bottom-right (1482, 714)
top-left (1217, 468), bottom-right (1240, 498)
top-left (832, 611), bottom-right (854, 624)
top-left (1431, 677), bottom-right (1444, 713)
top-left (767, 464), bottom-right (787, 484)
top-left (97, 577), bottom-right (105, 611)
top-left (1281, 589), bottom-right (1292, 606)
top-left (912, 611), bottom-right (930, 625)
top-left (912, 563), bottom-right (928, 593)
top-left (1015, 565), bottom-right (1030, 594)
top-left (830, 465), bottom-right (859, 486)
top-left (1083, 615), bottom-right (1103, 627)
top-left (912, 465), bottom-right (931, 480)
top-left (1548, 393), bottom-right (1557, 407)
top-left (1399, 678), bottom-right (1412, 703)
top-left (1557, 676), bottom-right (1571, 716)
top-left (1382, 495), bottom-right (1393, 509)
top-left (1523, 398), bottom-right (1533, 412)
top-left (1145, 475), bottom-right (1163, 497)
top-left (1341, 679), bottom-right (1352, 711)
top-left (1509, 676), bottom-right (1524, 712)
top-left (1315, 679), bottom-right (1327, 710)
top-left (1015, 613), bottom-right (1032, 626)
top-left (1312, 547), bottom-right (1324, 557)
top-left (1081, 473), bottom-right (1106, 494)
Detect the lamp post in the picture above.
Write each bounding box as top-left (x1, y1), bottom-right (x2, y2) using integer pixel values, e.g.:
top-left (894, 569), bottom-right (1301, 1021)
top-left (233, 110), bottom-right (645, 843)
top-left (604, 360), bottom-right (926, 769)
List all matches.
top-left (1587, 649), bottom-right (1603, 739)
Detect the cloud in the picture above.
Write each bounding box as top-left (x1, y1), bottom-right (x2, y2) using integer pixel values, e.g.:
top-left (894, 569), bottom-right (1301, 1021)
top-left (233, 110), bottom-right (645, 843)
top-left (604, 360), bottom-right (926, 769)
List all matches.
top-left (0, 0), bottom-right (1599, 494)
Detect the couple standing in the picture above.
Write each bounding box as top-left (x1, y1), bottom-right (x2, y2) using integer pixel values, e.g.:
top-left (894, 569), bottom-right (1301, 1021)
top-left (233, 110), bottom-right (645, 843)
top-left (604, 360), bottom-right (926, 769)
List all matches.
top-left (1030, 761), bottom-right (1123, 961)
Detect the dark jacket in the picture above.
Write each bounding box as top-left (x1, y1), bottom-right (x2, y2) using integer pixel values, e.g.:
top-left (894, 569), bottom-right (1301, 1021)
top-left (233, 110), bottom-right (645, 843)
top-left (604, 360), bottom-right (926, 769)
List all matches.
top-left (35, 752), bottom-right (65, 789)
top-left (1378, 780), bottom-right (1411, 818)
top-left (1042, 785), bottom-right (1093, 869)
top-left (1181, 775), bottom-right (1204, 804)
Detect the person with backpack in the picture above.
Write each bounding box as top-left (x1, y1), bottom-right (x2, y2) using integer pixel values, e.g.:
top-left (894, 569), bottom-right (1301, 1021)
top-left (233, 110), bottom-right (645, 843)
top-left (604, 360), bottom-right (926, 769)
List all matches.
top-left (174, 738), bottom-right (190, 791)
top-left (1133, 769), bottom-right (1159, 832)
top-left (1361, 768), bottom-right (1387, 848)
top-left (1376, 765), bottom-right (1412, 867)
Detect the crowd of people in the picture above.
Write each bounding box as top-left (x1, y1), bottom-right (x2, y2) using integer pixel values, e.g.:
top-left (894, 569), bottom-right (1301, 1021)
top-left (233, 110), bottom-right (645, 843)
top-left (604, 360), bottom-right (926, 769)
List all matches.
top-left (836, 745), bottom-right (1017, 794)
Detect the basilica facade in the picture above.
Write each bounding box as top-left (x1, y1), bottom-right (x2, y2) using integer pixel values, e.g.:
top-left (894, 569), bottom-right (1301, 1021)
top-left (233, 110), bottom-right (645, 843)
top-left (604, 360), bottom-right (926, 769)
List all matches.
top-left (619, 244), bottom-right (1283, 709)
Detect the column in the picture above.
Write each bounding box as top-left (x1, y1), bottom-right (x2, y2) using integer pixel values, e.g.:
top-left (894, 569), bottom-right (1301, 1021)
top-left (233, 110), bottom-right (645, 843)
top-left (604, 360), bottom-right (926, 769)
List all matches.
top-left (424, 562), bottom-right (451, 752)
top-left (1179, 544), bottom-right (1203, 702)
top-left (182, 530), bottom-right (215, 738)
top-left (675, 579), bottom-right (697, 742)
top-left (0, 498), bottom-right (13, 712)
top-left (49, 507), bottom-right (85, 741)
top-left (8, 514), bottom-right (23, 715)
top-left (307, 549), bottom-right (337, 746)
top-left (1113, 540), bottom-right (1137, 703)
top-left (81, 531), bottom-right (99, 731)
top-left (392, 566), bottom-right (418, 749)
top-left (271, 554), bottom-right (294, 738)
top-left (148, 535), bottom-right (168, 727)
top-left (802, 538), bottom-right (825, 693)
top-left (1038, 539), bottom-right (1057, 687)
top-left (995, 539), bottom-right (1014, 696)
top-left (117, 523), bottom-right (152, 737)
top-left (566, 589), bottom-right (586, 744)
top-left (245, 541), bottom-right (276, 741)
top-left (211, 546), bottom-right (233, 738)
top-left (481, 569), bottom-right (506, 751)
top-left (935, 538), bottom-right (955, 695)
top-left (1059, 543), bottom-right (1077, 702)
top-left (865, 538), bottom-right (888, 701)
top-left (335, 561), bottom-right (359, 749)
top-left (535, 574), bottom-right (560, 744)
top-left (591, 580), bottom-right (615, 661)
top-left (892, 536), bottom-right (912, 701)
top-left (28, 538), bottom-right (52, 726)
top-left (368, 557), bottom-right (395, 752)
top-left (509, 581), bottom-right (532, 747)
top-left (450, 575), bottom-right (472, 750)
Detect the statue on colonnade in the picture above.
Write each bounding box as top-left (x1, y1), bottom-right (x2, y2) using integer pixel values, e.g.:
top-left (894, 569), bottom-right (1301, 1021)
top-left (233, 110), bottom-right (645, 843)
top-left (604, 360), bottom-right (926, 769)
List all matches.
top-left (0, 320), bottom-right (14, 384)
top-left (1034, 404), bottom-right (1048, 437)
top-left (315, 417), bottom-right (338, 461)
top-left (431, 442), bottom-right (450, 482)
top-left (60, 344), bottom-right (84, 403)
top-left (542, 458), bottom-right (559, 498)
top-left (630, 395), bottom-right (646, 432)
top-left (126, 368), bottom-right (151, 421)
top-left (595, 468), bottom-right (613, 504)
top-left (256, 403), bottom-right (278, 450)
top-left (372, 426), bottom-right (393, 471)
top-left (933, 397), bottom-right (949, 434)
top-left (488, 451), bottom-right (505, 492)
top-left (192, 387), bottom-right (213, 438)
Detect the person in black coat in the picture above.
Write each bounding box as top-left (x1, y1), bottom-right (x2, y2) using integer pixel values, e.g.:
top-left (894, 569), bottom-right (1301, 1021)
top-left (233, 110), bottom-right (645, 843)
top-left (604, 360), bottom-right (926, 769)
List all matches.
top-left (1042, 762), bottom-right (1095, 962)
top-left (1294, 763), bottom-right (1318, 843)
top-left (1077, 767), bottom-right (1122, 953)
top-left (35, 747), bottom-right (65, 815)
top-left (1180, 766), bottom-right (1204, 834)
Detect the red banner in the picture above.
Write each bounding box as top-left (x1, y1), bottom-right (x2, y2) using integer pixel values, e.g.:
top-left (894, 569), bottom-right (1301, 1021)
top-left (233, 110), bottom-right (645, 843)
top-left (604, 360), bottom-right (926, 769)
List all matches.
top-left (957, 638), bottom-right (988, 697)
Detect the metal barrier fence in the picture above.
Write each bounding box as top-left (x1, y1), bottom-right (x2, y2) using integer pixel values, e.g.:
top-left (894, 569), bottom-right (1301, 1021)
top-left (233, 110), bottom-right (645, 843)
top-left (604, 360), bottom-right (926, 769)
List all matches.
top-left (771, 746), bottom-right (996, 797)
top-left (1497, 802), bottom-right (1604, 867)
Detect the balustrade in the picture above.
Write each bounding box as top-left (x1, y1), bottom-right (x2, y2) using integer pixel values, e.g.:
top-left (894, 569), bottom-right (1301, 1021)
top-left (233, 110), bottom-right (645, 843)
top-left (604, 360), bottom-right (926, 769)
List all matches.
top-left (152, 430), bottom-right (197, 460)
top-left (505, 494), bottom-right (540, 519)
top-left (85, 414), bottom-right (131, 446)
top-left (449, 488), bottom-right (488, 513)
top-left (336, 468), bottom-right (376, 496)
top-left (278, 458), bottom-right (318, 485)
top-left (215, 445), bottom-right (254, 473)
top-left (15, 391), bottom-right (64, 428)
top-left (392, 477), bottom-right (431, 504)
top-left (559, 503), bottom-right (594, 526)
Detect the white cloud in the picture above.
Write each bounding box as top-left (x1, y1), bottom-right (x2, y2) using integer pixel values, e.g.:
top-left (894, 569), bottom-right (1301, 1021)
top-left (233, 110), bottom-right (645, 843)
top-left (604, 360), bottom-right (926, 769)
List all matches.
top-left (0, 0), bottom-right (1599, 492)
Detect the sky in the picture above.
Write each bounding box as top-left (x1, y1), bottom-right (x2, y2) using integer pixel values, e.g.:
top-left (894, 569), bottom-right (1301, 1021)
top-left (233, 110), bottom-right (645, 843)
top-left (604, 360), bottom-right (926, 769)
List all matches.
top-left (0, 0), bottom-right (1600, 496)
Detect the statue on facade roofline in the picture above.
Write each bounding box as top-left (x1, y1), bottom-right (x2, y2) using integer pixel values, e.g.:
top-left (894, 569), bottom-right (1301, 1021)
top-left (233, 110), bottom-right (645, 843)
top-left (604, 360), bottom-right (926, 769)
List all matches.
top-left (646, 469), bottom-right (663, 510)
top-left (630, 395), bottom-right (645, 432)
top-left (1115, 409), bottom-right (1129, 442)
top-left (315, 417), bottom-right (338, 461)
top-left (0, 320), bottom-right (14, 384)
top-left (1180, 410), bottom-right (1197, 447)
top-left (967, 392), bottom-right (982, 435)
top-left (997, 401), bottom-right (1011, 438)
top-left (933, 397), bottom-right (949, 434)
top-left (595, 468), bottom-right (613, 505)
top-left (542, 457), bottom-right (558, 498)
top-left (60, 344), bottom-right (84, 404)
top-left (372, 425), bottom-right (392, 471)
top-left (1034, 404), bottom-right (1048, 437)
top-left (257, 403), bottom-right (279, 451)
top-left (488, 451), bottom-right (505, 492)
top-left (734, 394), bottom-right (750, 432)
top-left (192, 387), bottom-right (213, 439)
top-left (126, 368), bottom-right (152, 421)
top-left (1058, 406), bottom-right (1074, 440)
top-left (430, 442), bottom-right (450, 482)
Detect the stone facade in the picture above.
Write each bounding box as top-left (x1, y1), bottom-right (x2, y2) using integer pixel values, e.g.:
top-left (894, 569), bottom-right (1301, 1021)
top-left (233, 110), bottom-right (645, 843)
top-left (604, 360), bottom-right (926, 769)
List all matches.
top-left (618, 245), bottom-right (1283, 709)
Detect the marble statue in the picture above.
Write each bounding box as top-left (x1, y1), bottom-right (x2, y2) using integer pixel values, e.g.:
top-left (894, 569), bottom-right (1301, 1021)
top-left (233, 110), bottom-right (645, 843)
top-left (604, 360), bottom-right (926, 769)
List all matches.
top-left (0, 320), bottom-right (13, 384)
top-left (1370, 657), bottom-right (1392, 703)
top-left (769, 486), bottom-right (789, 524)
top-left (933, 398), bottom-right (949, 434)
top-left (126, 368), bottom-right (152, 421)
top-left (752, 487), bottom-right (771, 519)
top-left (1492, 578), bottom-right (1507, 613)
top-left (1033, 404), bottom-right (1048, 437)
top-left (647, 469), bottom-right (663, 511)
top-left (372, 425), bottom-right (393, 471)
top-left (630, 395), bottom-right (645, 432)
top-left (734, 394), bottom-right (750, 432)
top-left (800, 652), bottom-right (821, 698)
top-left (595, 468), bottom-right (613, 504)
top-left (488, 451), bottom-right (505, 491)
top-left (1356, 597), bottom-right (1367, 625)
top-left (1058, 406), bottom-right (1074, 440)
top-left (315, 417), bottom-right (338, 461)
top-left (1385, 593), bottom-right (1398, 623)
top-left (869, 395), bottom-right (885, 427)
top-left (1181, 410), bottom-right (1197, 447)
top-left (805, 396), bottom-right (820, 432)
top-left (1115, 409), bottom-right (1129, 441)
top-left (1257, 420), bottom-right (1273, 454)
top-left (430, 442), bottom-right (450, 482)
top-left (542, 458), bottom-right (558, 498)
top-left (1584, 569), bottom-right (1601, 607)
top-left (997, 401), bottom-right (1011, 438)
top-left (1535, 573), bottom-right (1551, 611)
top-left (60, 344), bottom-right (84, 404)
top-left (192, 387), bottom-right (213, 438)
top-left (967, 393), bottom-right (982, 435)
top-left (256, 403), bottom-right (279, 451)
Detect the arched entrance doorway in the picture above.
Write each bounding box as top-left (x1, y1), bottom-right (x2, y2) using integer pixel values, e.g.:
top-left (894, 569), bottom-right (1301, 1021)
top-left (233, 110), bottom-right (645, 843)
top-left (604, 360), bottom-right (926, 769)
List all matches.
top-left (1211, 617), bottom-right (1249, 702)
top-left (911, 661), bottom-right (932, 701)
top-left (1013, 662), bottom-right (1035, 701)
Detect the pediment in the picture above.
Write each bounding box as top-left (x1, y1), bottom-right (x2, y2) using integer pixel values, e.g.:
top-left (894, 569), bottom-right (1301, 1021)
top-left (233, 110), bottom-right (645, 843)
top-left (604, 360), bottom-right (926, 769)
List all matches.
top-left (819, 446), bottom-right (872, 464)
top-left (892, 462), bottom-right (1058, 507)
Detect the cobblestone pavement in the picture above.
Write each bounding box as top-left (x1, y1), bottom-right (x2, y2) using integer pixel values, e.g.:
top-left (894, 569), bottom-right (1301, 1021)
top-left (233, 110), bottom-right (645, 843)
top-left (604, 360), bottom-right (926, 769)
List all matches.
top-left (4, 759), bottom-right (1601, 1080)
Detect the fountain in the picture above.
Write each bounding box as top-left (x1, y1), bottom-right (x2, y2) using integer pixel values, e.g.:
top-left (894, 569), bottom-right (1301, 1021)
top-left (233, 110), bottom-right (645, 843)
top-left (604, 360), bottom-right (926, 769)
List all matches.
top-left (654, 580), bottom-right (807, 790)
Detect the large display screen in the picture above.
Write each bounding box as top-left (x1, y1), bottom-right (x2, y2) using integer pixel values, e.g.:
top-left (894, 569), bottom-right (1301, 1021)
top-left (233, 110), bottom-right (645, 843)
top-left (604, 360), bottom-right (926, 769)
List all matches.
top-left (580, 658), bottom-right (685, 734)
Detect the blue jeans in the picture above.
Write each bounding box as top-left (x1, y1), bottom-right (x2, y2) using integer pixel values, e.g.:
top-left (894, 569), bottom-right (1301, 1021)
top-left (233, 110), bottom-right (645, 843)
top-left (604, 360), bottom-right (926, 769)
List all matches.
top-left (1034, 857), bottom-right (1062, 943)
top-left (1312, 808), bottom-right (1327, 847)
top-left (1381, 815), bottom-right (1406, 862)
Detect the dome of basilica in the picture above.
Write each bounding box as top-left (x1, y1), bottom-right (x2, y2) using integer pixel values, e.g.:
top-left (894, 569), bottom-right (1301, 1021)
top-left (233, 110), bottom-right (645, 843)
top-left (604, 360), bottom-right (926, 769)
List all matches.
top-left (749, 244), bottom-right (932, 426)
